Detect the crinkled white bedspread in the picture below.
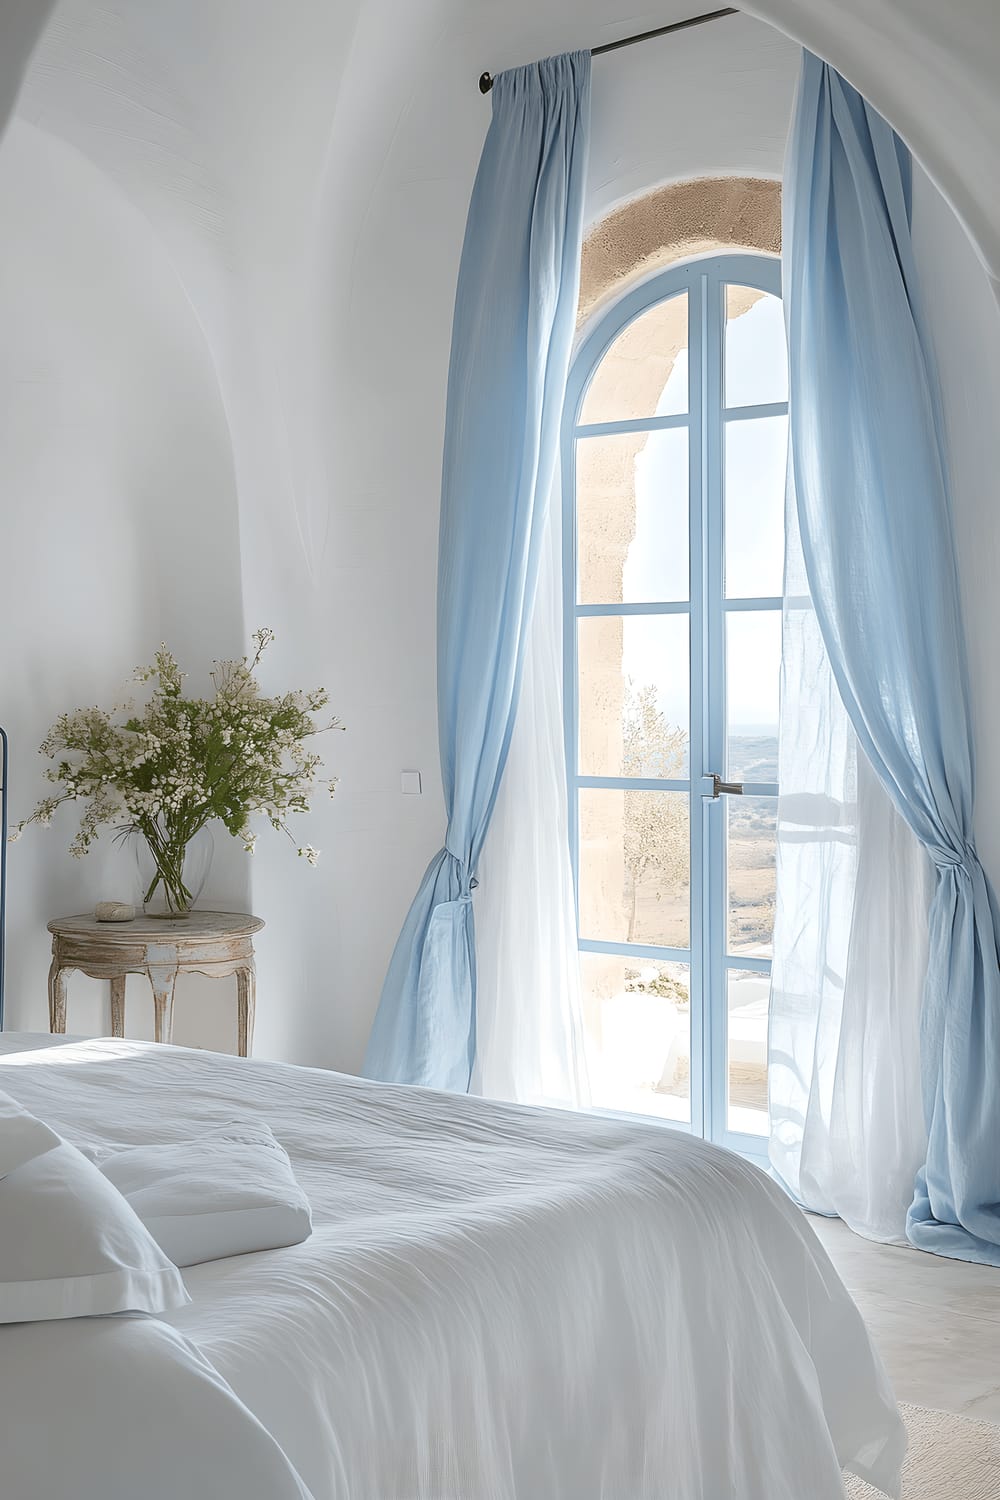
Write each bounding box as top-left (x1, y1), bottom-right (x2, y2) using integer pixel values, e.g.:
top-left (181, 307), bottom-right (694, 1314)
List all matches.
top-left (0, 1034), bottom-right (904, 1500)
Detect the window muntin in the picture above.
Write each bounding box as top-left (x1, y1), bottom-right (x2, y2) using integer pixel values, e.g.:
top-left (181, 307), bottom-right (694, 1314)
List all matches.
top-left (565, 255), bottom-right (785, 1151)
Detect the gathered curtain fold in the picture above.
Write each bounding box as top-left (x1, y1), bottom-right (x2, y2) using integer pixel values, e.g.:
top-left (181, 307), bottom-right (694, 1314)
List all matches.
top-left (363, 52), bottom-right (591, 1092)
top-left (772, 52), bottom-right (1000, 1263)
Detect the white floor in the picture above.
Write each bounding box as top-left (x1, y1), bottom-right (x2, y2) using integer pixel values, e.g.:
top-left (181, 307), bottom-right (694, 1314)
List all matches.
top-left (809, 1214), bottom-right (1000, 1422)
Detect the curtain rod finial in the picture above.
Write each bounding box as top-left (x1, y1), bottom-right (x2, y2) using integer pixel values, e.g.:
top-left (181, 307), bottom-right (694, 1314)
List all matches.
top-left (479, 71), bottom-right (494, 94)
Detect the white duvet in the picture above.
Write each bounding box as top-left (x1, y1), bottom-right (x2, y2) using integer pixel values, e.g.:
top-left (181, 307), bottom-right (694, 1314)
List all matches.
top-left (0, 1034), bottom-right (904, 1500)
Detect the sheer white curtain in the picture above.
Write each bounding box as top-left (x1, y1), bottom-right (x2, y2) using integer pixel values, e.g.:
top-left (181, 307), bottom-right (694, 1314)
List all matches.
top-left (473, 463), bottom-right (590, 1109)
top-left (769, 464), bottom-right (932, 1243)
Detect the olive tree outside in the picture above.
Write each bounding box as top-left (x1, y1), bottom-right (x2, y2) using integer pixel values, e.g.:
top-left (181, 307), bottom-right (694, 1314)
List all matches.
top-left (621, 681), bottom-right (689, 944)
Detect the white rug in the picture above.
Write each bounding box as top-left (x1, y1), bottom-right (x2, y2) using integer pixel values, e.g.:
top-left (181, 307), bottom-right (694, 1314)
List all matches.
top-left (845, 1402), bottom-right (1000, 1499)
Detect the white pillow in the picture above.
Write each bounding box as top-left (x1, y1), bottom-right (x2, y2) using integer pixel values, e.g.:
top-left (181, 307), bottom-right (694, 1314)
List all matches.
top-left (99, 1123), bottom-right (313, 1267)
top-left (0, 1088), bottom-right (61, 1178)
top-left (0, 1314), bottom-right (315, 1499)
top-left (0, 1116), bottom-right (190, 1324)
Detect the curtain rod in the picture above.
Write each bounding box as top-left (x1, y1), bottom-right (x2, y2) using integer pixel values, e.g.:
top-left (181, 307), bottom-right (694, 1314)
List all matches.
top-left (479, 7), bottom-right (739, 94)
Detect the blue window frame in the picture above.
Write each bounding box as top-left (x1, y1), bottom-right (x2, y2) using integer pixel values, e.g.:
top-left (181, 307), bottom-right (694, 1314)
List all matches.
top-left (562, 254), bottom-right (785, 1158)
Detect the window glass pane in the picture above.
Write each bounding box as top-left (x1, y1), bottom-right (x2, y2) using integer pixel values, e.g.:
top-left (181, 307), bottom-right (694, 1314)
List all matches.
top-left (725, 286), bottom-right (787, 408)
top-left (727, 796), bottom-right (776, 957)
top-left (576, 430), bottom-right (688, 604)
top-left (580, 292), bottom-right (688, 425)
top-left (727, 967), bottom-right (770, 1136)
top-left (578, 615), bottom-right (689, 779)
top-left (580, 953), bottom-right (690, 1124)
top-left (726, 611), bottom-right (780, 780)
top-left (578, 788), bottom-right (689, 948)
top-left (724, 415), bottom-right (786, 599)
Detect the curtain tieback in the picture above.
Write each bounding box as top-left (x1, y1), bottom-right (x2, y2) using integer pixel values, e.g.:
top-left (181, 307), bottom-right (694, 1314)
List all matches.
top-left (932, 841), bottom-right (980, 875)
top-left (444, 847), bottom-right (479, 902)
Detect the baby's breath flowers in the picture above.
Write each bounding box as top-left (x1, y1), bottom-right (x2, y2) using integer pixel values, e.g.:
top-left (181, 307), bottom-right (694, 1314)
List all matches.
top-left (10, 629), bottom-right (341, 916)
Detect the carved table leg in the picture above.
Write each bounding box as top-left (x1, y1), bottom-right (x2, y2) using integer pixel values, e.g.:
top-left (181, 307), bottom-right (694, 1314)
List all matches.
top-left (147, 965), bottom-right (178, 1045)
top-left (236, 965), bottom-right (256, 1058)
top-left (48, 960), bottom-right (69, 1033)
top-left (109, 975), bottom-right (126, 1038)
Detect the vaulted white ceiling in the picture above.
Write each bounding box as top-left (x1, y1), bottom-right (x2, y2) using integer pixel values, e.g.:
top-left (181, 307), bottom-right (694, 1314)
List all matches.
top-left (1, 0), bottom-right (995, 696)
top-left (3, 2), bottom-right (997, 286)
top-left (3, 0), bottom-right (996, 721)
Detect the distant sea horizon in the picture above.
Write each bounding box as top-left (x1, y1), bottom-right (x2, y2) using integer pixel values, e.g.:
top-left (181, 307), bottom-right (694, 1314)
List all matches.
top-left (728, 730), bottom-right (778, 783)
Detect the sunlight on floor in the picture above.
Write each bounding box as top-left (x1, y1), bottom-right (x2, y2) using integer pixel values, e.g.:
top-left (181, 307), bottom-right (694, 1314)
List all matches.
top-left (583, 966), bottom-right (769, 1134)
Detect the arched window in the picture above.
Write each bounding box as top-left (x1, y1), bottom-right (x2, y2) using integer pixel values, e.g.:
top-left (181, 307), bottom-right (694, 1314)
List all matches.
top-left (563, 253), bottom-right (786, 1155)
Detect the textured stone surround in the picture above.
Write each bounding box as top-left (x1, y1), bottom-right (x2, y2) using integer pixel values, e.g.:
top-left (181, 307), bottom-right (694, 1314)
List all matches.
top-left (579, 176), bottom-right (781, 325)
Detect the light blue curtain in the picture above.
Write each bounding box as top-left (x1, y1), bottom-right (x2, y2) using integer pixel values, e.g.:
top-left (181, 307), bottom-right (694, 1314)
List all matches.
top-left (364, 53), bottom-right (591, 1091)
top-left (784, 53), bottom-right (1000, 1264)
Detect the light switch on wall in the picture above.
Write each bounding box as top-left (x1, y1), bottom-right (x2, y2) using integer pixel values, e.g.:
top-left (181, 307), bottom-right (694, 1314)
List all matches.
top-left (400, 770), bottom-right (422, 795)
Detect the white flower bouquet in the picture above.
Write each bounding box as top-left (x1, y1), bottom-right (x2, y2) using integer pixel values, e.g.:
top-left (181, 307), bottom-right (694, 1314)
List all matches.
top-left (11, 629), bottom-right (340, 916)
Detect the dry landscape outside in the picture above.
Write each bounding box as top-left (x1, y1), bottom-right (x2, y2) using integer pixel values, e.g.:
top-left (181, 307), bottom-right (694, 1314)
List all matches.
top-left (578, 735), bottom-right (776, 1130)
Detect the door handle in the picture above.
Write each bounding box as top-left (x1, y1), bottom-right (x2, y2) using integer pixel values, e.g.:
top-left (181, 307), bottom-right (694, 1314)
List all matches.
top-left (706, 773), bottom-right (743, 799)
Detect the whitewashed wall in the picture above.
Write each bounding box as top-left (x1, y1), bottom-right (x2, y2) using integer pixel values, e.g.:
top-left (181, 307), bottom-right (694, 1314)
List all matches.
top-left (0, 118), bottom-right (247, 1043)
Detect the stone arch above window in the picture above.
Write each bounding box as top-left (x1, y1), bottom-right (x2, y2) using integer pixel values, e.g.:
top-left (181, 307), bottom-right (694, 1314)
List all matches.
top-left (578, 176), bottom-right (781, 327)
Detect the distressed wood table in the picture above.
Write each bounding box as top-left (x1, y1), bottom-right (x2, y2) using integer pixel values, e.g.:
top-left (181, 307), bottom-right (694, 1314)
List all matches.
top-left (47, 911), bottom-right (264, 1057)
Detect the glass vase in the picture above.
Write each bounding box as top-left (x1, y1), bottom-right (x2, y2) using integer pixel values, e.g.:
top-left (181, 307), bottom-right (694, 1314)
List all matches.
top-left (133, 824), bottom-right (214, 919)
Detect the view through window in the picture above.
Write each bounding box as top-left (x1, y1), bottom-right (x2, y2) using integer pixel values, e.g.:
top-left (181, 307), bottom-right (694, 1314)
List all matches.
top-left (565, 255), bottom-right (787, 1151)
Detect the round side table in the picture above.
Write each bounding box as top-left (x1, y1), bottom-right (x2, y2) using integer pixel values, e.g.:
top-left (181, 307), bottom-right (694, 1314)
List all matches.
top-left (46, 911), bottom-right (264, 1057)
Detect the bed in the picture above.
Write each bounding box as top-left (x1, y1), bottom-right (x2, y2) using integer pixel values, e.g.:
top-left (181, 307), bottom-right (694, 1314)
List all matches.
top-left (0, 1031), bottom-right (905, 1500)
